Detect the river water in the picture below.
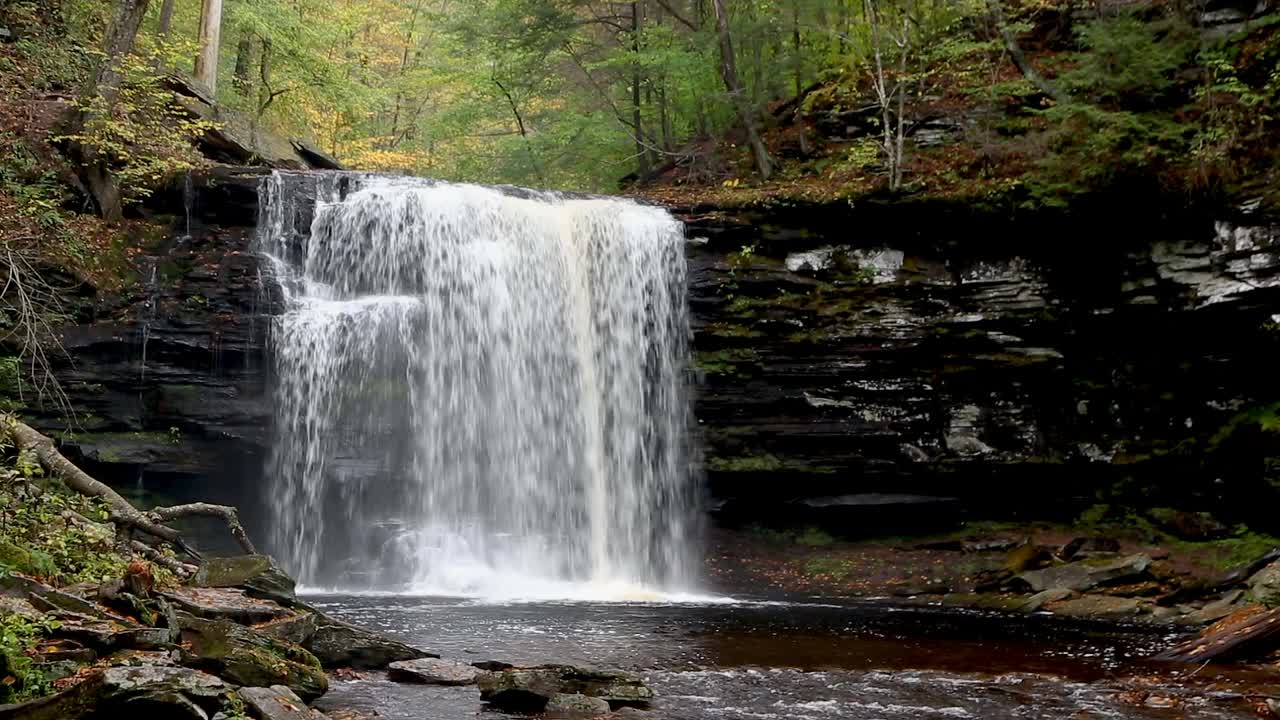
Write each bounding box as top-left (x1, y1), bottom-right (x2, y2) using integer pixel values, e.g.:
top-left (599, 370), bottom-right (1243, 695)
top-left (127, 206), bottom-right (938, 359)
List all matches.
top-left (310, 594), bottom-right (1268, 720)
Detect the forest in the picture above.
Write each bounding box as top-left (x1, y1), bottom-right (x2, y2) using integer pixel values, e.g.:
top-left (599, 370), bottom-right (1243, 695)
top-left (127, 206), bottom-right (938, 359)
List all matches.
top-left (3, 0), bottom-right (1277, 214)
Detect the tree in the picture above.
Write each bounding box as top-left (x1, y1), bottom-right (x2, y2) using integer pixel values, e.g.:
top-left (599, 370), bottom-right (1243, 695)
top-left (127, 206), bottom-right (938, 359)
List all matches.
top-left (986, 0), bottom-right (1065, 104)
top-left (59, 0), bottom-right (152, 221)
top-left (865, 0), bottom-right (910, 191)
top-left (711, 0), bottom-right (772, 180)
top-left (195, 0), bottom-right (223, 91)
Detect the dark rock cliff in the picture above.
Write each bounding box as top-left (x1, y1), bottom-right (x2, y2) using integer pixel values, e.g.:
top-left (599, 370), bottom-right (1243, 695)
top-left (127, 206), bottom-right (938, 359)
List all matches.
top-left (32, 170), bottom-right (276, 532)
top-left (35, 174), bottom-right (1280, 537)
top-left (684, 198), bottom-right (1280, 531)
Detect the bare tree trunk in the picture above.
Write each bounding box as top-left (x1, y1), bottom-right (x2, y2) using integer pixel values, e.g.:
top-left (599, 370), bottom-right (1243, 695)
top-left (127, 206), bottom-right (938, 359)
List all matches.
top-left (232, 31), bottom-right (254, 96)
top-left (257, 37), bottom-right (273, 115)
top-left (156, 0), bottom-right (176, 38)
top-left (61, 0), bottom-right (151, 221)
top-left (712, 0), bottom-right (772, 180)
top-left (986, 0), bottom-right (1066, 104)
top-left (195, 0), bottom-right (223, 92)
top-left (631, 2), bottom-right (650, 177)
top-left (792, 2), bottom-right (803, 97)
top-left (5, 416), bottom-right (189, 550)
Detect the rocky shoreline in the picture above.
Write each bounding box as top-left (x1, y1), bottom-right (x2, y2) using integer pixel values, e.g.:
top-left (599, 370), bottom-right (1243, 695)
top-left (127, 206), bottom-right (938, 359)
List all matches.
top-left (709, 522), bottom-right (1280, 649)
top-left (0, 552), bottom-right (660, 720)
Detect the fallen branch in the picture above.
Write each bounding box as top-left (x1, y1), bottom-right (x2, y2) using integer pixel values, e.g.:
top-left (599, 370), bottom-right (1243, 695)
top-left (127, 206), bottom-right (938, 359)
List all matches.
top-left (149, 502), bottom-right (257, 555)
top-left (4, 416), bottom-right (197, 556)
top-left (129, 540), bottom-right (197, 578)
top-left (1154, 607), bottom-right (1280, 663)
top-left (2, 416), bottom-right (258, 562)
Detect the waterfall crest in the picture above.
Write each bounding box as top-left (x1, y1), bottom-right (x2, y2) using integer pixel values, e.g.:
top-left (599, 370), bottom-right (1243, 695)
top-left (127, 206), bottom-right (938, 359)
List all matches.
top-left (256, 172), bottom-right (698, 599)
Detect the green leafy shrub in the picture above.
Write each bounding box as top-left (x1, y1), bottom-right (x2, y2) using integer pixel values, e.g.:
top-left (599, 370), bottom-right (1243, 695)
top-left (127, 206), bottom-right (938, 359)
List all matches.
top-left (0, 609), bottom-right (59, 702)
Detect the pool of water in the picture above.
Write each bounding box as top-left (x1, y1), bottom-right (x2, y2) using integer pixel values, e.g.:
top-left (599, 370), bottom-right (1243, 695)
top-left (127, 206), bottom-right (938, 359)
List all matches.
top-left (308, 594), bottom-right (1275, 719)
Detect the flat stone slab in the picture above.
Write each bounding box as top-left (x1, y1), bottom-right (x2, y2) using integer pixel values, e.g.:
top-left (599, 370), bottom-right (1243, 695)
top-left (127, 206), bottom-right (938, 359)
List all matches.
top-left (1016, 554), bottom-right (1151, 593)
top-left (162, 586), bottom-right (289, 623)
top-left (388, 658), bottom-right (479, 686)
top-left (1044, 595), bottom-right (1145, 619)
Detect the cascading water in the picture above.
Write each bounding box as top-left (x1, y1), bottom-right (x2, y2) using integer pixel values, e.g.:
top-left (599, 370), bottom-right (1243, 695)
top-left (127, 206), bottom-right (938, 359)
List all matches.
top-left (256, 171), bottom-right (699, 600)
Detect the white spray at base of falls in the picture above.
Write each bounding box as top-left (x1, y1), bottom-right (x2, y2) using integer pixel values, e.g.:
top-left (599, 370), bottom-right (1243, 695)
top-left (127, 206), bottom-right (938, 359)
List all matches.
top-left (256, 172), bottom-right (701, 600)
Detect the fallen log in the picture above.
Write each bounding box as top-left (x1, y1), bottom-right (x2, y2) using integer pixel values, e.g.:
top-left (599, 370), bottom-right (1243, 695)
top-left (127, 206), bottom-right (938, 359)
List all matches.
top-left (1154, 606), bottom-right (1280, 663)
top-left (2, 415), bottom-right (256, 562)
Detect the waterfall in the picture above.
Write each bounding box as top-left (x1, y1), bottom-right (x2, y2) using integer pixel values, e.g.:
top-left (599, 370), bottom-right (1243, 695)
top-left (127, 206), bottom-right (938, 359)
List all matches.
top-left (255, 171), bottom-right (699, 599)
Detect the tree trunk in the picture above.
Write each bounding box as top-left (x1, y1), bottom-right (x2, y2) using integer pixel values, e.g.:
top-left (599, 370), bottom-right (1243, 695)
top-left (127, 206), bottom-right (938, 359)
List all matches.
top-left (987, 0), bottom-right (1066, 104)
top-left (232, 31), bottom-right (254, 95)
top-left (631, 2), bottom-right (650, 177)
top-left (156, 0), bottom-right (175, 38)
top-left (195, 0), bottom-right (224, 92)
top-left (792, 2), bottom-right (803, 97)
top-left (712, 0), bottom-right (771, 180)
top-left (257, 37), bottom-right (273, 115)
top-left (61, 0), bottom-right (151, 221)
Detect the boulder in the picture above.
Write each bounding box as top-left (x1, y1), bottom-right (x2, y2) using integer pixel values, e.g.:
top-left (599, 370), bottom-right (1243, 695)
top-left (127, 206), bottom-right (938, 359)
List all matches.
top-left (257, 611), bottom-right (320, 646)
top-left (1015, 554), bottom-right (1152, 593)
top-left (478, 665), bottom-right (653, 712)
top-left (387, 658), bottom-right (479, 686)
top-left (189, 555), bottom-right (297, 606)
top-left (545, 693), bottom-right (612, 717)
top-left (165, 75), bottom-right (342, 171)
top-left (178, 613), bottom-right (329, 701)
top-left (0, 665), bottom-right (228, 720)
top-left (1248, 559), bottom-right (1280, 607)
top-left (245, 565), bottom-right (299, 607)
top-left (1019, 587), bottom-right (1074, 612)
top-left (238, 685), bottom-right (328, 720)
top-left (190, 555), bottom-right (272, 588)
top-left (304, 613), bottom-right (433, 669)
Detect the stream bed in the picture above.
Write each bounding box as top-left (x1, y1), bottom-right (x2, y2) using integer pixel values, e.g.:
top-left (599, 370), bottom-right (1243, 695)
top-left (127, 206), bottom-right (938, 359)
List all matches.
top-left (309, 595), bottom-right (1276, 719)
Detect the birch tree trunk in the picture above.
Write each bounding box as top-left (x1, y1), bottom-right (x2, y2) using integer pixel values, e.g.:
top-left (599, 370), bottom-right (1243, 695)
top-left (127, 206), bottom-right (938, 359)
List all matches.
top-left (195, 0), bottom-right (224, 92)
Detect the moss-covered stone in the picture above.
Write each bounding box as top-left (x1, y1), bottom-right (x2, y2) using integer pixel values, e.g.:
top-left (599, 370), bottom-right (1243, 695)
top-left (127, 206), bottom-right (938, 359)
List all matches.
top-left (178, 614), bottom-right (328, 701)
top-left (189, 555), bottom-right (272, 589)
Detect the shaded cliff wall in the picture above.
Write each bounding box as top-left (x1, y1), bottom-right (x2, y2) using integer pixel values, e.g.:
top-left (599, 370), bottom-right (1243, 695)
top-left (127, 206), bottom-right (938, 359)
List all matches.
top-left (685, 198), bottom-right (1280, 531)
top-left (32, 174), bottom-right (1280, 538)
top-left (30, 170), bottom-right (276, 536)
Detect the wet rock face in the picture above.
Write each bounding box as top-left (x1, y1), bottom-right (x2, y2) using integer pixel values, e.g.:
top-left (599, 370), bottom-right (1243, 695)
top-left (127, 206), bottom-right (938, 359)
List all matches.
top-left (686, 201), bottom-right (1280, 529)
top-left (38, 177), bottom-right (1280, 536)
top-left (31, 170), bottom-right (278, 543)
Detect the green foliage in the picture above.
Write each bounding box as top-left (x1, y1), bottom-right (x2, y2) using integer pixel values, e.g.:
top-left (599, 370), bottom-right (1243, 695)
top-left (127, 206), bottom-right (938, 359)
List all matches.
top-left (1061, 14), bottom-right (1193, 106)
top-left (57, 44), bottom-right (216, 204)
top-left (0, 457), bottom-right (126, 585)
top-left (749, 524), bottom-right (837, 547)
top-left (804, 556), bottom-right (854, 579)
top-left (0, 608), bottom-right (60, 702)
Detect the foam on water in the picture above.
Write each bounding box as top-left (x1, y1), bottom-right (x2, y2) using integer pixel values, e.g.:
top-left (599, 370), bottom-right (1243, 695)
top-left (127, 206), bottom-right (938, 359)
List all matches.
top-left (257, 171), bottom-right (700, 600)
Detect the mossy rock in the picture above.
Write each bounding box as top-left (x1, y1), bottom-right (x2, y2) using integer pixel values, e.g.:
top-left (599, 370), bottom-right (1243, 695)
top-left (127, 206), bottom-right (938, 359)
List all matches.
top-left (0, 540), bottom-right (37, 574)
top-left (189, 555), bottom-right (272, 588)
top-left (178, 613), bottom-right (327, 701)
